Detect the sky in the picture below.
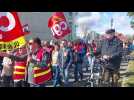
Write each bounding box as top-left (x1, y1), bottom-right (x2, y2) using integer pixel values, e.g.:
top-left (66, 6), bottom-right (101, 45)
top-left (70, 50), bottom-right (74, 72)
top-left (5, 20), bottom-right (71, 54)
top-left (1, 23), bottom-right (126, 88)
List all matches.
top-left (75, 12), bottom-right (134, 36)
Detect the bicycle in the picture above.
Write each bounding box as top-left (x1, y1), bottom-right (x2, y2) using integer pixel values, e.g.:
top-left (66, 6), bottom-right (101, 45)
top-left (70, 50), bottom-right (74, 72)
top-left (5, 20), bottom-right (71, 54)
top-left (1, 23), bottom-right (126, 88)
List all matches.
top-left (99, 58), bottom-right (120, 87)
top-left (86, 57), bottom-right (103, 87)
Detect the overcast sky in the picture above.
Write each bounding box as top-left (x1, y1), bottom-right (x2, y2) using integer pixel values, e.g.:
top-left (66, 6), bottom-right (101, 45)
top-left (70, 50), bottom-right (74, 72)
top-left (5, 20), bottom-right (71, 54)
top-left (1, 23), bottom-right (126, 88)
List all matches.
top-left (75, 12), bottom-right (133, 35)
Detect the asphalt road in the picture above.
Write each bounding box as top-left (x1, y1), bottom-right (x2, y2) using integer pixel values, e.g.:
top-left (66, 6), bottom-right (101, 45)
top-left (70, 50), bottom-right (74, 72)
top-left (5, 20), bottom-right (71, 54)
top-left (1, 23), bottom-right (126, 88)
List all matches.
top-left (45, 58), bottom-right (129, 87)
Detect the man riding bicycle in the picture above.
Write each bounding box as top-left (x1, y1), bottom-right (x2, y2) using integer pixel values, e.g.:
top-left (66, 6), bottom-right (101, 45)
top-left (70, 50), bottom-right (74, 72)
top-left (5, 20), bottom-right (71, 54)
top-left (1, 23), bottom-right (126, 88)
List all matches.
top-left (96, 29), bottom-right (123, 87)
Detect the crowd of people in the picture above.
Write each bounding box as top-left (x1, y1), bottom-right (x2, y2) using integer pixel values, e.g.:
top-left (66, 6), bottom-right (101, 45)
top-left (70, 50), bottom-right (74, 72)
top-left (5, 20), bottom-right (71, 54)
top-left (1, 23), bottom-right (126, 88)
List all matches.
top-left (0, 28), bottom-right (132, 87)
top-left (0, 37), bottom-right (98, 87)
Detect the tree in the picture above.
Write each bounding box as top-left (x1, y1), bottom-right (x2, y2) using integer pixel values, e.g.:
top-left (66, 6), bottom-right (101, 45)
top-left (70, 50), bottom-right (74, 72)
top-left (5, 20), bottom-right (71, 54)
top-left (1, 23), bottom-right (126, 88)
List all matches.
top-left (128, 12), bottom-right (134, 29)
top-left (128, 12), bottom-right (134, 18)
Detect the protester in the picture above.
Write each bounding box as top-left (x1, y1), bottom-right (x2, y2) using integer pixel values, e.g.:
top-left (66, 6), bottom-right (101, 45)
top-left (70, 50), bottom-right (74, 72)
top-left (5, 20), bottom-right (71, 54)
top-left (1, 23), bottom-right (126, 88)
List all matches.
top-left (122, 42), bottom-right (129, 61)
top-left (73, 40), bottom-right (83, 83)
top-left (67, 41), bottom-right (74, 68)
top-left (0, 34), bottom-right (125, 87)
top-left (0, 46), bottom-right (29, 87)
top-left (27, 37), bottom-right (51, 87)
top-left (0, 38), bottom-right (50, 87)
top-left (86, 43), bottom-right (95, 71)
top-left (91, 40), bottom-right (97, 54)
top-left (58, 40), bottom-right (73, 86)
top-left (43, 41), bottom-right (54, 63)
top-left (1, 51), bottom-right (14, 87)
top-left (51, 42), bottom-right (62, 87)
top-left (0, 56), bottom-right (3, 78)
top-left (12, 46), bottom-right (28, 87)
top-left (81, 41), bottom-right (88, 71)
top-left (96, 29), bottom-right (123, 87)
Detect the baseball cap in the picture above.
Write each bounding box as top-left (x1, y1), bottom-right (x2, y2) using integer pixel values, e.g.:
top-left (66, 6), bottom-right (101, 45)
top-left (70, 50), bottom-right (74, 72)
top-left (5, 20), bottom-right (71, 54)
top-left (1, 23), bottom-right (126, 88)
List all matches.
top-left (106, 29), bottom-right (115, 34)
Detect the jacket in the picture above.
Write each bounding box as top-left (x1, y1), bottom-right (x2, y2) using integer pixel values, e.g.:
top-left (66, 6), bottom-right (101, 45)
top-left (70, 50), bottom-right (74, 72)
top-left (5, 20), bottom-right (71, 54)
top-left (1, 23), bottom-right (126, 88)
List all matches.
top-left (96, 36), bottom-right (123, 69)
top-left (58, 47), bottom-right (73, 68)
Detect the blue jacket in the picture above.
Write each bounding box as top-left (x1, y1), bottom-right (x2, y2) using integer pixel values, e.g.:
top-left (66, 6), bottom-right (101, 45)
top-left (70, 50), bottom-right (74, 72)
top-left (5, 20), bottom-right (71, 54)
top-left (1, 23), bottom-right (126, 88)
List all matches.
top-left (58, 47), bottom-right (73, 68)
top-left (74, 52), bottom-right (83, 64)
top-left (128, 44), bottom-right (134, 52)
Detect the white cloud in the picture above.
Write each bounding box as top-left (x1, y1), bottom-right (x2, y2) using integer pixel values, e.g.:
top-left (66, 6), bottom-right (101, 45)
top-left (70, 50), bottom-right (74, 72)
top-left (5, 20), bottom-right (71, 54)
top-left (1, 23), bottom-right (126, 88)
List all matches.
top-left (112, 12), bottom-right (134, 35)
top-left (76, 12), bottom-right (101, 26)
top-left (94, 12), bottom-right (134, 35)
top-left (75, 12), bottom-right (134, 36)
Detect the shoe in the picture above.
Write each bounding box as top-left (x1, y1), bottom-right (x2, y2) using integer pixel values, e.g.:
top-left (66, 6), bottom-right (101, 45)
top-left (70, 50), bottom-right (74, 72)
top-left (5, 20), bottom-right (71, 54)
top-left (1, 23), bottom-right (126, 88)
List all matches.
top-left (73, 80), bottom-right (78, 83)
top-left (80, 75), bottom-right (83, 81)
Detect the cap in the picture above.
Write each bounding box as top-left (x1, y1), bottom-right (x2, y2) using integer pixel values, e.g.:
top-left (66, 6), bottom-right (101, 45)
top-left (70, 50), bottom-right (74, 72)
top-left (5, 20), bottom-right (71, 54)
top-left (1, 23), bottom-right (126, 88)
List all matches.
top-left (106, 29), bottom-right (115, 34)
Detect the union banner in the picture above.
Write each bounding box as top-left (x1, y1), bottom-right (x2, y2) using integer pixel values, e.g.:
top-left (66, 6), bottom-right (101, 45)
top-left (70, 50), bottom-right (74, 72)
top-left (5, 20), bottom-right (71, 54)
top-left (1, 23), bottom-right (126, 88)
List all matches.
top-left (0, 12), bottom-right (26, 51)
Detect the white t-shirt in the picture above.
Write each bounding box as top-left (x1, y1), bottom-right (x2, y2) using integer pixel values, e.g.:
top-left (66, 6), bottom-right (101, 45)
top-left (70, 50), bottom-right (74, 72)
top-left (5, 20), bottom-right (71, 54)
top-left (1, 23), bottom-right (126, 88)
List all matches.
top-left (52, 51), bottom-right (59, 66)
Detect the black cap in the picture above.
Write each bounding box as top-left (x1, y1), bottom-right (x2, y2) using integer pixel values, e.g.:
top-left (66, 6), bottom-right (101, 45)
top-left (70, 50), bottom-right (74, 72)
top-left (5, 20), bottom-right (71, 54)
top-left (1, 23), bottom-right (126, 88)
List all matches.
top-left (106, 29), bottom-right (115, 34)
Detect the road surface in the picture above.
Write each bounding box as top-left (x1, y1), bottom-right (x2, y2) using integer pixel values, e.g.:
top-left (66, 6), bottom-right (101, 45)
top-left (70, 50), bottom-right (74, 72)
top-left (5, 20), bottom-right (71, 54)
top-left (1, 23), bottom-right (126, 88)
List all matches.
top-left (46, 59), bottom-right (129, 87)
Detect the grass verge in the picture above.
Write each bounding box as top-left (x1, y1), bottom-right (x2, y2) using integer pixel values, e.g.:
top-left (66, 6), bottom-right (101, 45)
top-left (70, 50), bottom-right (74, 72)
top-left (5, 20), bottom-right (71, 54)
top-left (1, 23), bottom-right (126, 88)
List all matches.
top-left (122, 52), bottom-right (134, 87)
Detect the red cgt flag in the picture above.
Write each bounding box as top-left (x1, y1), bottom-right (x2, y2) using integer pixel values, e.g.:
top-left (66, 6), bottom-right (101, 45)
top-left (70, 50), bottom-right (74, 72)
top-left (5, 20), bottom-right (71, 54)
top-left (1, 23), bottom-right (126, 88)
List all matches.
top-left (0, 12), bottom-right (26, 50)
top-left (48, 12), bottom-right (71, 39)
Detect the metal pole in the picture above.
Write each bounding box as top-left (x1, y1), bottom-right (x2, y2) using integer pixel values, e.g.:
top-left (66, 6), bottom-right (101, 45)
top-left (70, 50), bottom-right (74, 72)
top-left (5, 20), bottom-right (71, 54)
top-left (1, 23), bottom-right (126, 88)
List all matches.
top-left (111, 18), bottom-right (113, 29)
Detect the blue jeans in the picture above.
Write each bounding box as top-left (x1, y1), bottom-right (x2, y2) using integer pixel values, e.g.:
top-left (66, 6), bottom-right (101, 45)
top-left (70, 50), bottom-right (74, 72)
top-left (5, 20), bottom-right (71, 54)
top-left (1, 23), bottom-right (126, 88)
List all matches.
top-left (74, 63), bottom-right (83, 81)
top-left (59, 65), bottom-right (69, 85)
top-left (88, 56), bottom-right (95, 72)
top-left (63, 66), bottom-right (69, 85)
top-left (52, 65), bottom-right (62, 87)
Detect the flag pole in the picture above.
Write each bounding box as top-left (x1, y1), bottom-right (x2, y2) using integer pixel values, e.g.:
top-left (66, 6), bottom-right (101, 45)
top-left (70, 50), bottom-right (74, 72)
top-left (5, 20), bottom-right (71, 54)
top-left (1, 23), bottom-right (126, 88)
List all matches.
top-left (25, 41), bottom-right (30, 82)
top-left (111, 18), bottom-right (113, 29)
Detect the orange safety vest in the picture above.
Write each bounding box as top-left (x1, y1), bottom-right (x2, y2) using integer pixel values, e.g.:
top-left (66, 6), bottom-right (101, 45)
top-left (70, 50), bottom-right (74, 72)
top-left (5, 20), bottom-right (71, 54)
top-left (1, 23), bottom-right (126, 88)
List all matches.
top-left (32, 48), bottom-right (52, 85)
top-left (13, 61), bottom-right (27, 81)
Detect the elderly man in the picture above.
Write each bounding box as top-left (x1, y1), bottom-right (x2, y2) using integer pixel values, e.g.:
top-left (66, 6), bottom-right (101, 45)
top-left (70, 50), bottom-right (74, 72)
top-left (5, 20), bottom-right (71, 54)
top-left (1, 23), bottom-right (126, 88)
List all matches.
top-left (96, 29), bottom-right (123, 87)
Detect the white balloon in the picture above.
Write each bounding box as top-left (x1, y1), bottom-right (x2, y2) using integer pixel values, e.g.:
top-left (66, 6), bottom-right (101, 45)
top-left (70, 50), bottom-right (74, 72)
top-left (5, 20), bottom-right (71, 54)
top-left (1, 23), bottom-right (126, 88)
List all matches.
top-left (0, 12), bottom-right (16, 32)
